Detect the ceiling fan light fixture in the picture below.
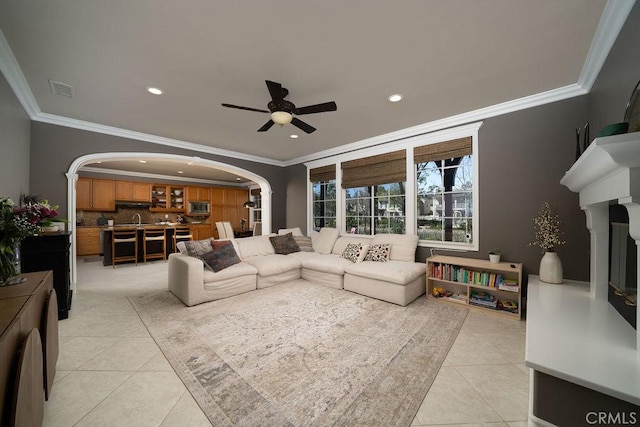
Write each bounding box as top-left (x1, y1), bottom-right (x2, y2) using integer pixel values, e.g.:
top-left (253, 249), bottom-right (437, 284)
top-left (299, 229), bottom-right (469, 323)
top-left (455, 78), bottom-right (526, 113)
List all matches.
top-left (271, 110), bottom-right (293, 125)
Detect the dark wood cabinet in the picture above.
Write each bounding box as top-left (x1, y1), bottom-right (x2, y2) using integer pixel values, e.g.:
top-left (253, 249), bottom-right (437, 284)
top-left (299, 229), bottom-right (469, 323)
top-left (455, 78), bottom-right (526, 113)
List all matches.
top-left (20, 232), bottom-right (72, 319)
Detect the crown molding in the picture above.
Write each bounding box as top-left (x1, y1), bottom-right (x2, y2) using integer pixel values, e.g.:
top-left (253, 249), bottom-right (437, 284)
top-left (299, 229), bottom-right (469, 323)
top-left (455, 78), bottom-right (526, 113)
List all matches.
top-left (577, 0), bottom-right (636, 91)
top-left (2, 1), bottom-right (634, 168)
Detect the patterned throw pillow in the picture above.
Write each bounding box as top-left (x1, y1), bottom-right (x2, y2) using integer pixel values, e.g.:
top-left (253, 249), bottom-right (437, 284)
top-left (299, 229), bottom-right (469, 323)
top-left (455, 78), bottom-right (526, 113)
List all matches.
top-left (293, 236), bottom-right (313, 252)
top-left (364, 243), bottom-right (390, 262)
top-left (269, 233), bottom-right (300, 255)
top-left (199, 240), bottom-right (240, 272)
top-left (340, 243), bottom-right (369, 263)
top-left (184, 239), bottom-right (215, 258)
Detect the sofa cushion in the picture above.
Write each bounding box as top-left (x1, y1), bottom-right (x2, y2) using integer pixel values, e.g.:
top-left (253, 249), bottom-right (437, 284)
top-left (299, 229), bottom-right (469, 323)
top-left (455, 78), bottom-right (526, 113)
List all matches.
top-left (364, 243), bottom-right (390, 262)
top-left (199, 241), bottom-right (240, 272)
top-left (243, 254), bottom-right (301, 276)
top-left (183, 239), bottom-right (214, 258)
top-left (340, 243), bottom-right (369, 263)
top-left (203, 261), bottom-right (258, 284)
top-left (312, 227), bottom-right (340, 254)
top-left (372, 234), bottom-right (418, 262)
top-left (331, 236), bottom-right (371, 256)
top-left (278, 227), bottom-right (304, 236)
top-left (235, 235), bottom-right (276, 259)
top-left (300, 253), bottom-right (354, 275)
top-left (293, 236), bottom-right (313, 252)
top-left (345, 260), bottom-right (427, 285)
top-left (269, 233), bottom-right (300, 255)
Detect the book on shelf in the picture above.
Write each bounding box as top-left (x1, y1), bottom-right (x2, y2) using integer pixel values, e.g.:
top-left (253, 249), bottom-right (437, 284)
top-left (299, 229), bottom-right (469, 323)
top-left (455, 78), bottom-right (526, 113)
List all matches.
top-left (429, 262), bottom-right (506, 289)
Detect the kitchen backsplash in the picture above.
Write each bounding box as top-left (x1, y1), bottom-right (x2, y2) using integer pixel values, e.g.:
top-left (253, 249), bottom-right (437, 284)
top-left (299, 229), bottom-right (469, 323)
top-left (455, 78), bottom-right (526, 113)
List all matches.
top-left (77, 207), bottom-right (185, 226)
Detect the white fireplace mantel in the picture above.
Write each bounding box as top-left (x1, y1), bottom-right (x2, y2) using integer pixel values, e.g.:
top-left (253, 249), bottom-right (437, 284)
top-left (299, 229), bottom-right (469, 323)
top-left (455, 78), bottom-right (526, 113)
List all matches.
top-left (560, 130), bottom-right (640, 344)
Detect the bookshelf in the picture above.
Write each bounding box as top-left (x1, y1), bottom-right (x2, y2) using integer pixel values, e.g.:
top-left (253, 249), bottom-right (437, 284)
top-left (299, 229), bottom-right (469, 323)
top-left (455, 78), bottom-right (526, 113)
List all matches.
top-left (427, 255), bottom-right (523, 319)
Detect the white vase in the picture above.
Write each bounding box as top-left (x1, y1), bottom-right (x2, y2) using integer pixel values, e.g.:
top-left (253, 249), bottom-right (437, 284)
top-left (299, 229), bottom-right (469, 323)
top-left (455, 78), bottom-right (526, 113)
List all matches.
top-left (539, 251), bottom-right (563, 284)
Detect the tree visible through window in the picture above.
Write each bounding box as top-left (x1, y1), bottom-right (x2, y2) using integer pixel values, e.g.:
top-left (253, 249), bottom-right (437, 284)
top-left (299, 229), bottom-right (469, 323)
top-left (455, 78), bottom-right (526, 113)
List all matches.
top-left (416, 155), bottom-right (473, 244)
top-left (312, 180), bottom-right (336, 230)
top-left (345, 183), bottom-right (405, 235)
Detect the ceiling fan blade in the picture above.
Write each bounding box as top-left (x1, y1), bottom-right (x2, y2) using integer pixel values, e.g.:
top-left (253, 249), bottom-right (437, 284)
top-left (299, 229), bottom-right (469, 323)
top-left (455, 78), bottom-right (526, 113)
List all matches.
top-left (222, 103), bottom-right (269, 113)
top-left (265, 80), bottom-right (284, 105)
top-left (294, 101), bottom-right (337, 115)
top-left (257, 120), bottom-right (275, 132)
top-left (291, 117), bottom-right (316, 134)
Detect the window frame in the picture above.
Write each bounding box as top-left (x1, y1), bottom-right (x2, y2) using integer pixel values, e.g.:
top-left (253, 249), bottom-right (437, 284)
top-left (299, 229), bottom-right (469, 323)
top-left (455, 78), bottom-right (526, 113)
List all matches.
top-left (306, 122), bottom-right (481, 251)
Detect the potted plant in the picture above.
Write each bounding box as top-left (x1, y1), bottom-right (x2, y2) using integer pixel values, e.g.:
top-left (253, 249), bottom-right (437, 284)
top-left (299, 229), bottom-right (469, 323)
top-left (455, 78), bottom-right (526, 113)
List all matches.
top-left (0, 198), bottom-right (40, 284)
top-left (488, 248), bottom-right (501, 263)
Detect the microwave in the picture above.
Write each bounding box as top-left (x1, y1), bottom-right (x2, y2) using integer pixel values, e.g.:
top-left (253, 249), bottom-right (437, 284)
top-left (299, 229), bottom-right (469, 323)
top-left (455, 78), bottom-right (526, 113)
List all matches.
top-left (187, 201), bottom-right (210, 216)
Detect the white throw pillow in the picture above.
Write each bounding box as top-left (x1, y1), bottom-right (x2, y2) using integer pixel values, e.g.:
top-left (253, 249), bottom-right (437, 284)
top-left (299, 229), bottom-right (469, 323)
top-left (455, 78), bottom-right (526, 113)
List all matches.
top-left (340, 243), bottom-right (369, 263)
top-left (312, 228), bottom-right (340, 254)
top-left (278, 227), bottom-right (304, 236)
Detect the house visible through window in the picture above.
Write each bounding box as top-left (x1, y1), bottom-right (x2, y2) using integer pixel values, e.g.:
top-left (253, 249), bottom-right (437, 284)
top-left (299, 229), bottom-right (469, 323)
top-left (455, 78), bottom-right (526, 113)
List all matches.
top-left (415, 137), bottom-right (473, 245)
top-left (342, 150), bottom-right (406, 235)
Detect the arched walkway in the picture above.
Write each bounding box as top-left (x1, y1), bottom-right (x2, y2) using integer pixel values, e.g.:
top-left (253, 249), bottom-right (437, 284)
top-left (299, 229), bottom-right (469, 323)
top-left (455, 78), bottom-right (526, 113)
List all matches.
top-left (65, 152), bottom-right (272, 288)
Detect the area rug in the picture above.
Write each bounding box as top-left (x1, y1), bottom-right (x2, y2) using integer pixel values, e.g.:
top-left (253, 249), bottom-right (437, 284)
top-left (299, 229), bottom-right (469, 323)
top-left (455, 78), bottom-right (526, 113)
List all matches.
top-left (129, 280), bottom-right (468, 427)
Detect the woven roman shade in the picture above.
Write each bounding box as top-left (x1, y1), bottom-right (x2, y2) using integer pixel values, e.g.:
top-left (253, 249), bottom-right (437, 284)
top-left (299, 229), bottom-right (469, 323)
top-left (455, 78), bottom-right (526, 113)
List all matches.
top-left (341, 150), bottom-right (406, 188)
top-left (309, 165), bottom-right (336, 182)
top-left (413, 137), bottom-right (472, 164)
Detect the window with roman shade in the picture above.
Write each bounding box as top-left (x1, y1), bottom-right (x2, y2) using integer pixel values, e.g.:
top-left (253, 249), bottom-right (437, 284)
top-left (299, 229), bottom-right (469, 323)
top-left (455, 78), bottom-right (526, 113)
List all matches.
top-left (310, 165), bottom-right (336, 230)
top-left (342, 150), bottom-right (407, 235)
top-left (415, 136), bottom-right (474, 245)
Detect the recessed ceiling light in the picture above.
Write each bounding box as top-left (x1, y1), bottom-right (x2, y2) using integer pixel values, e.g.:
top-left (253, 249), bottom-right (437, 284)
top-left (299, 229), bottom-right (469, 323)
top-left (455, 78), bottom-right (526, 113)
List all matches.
top-left (236, 177), bottom-right (242, 181)
top-left (138, 160), bottom-right (147, 164)
top-left (177, 170), bottom-right (184, 174)
top-left (388, 94), bottom-right (403, 103)
top-left (146, 87), bottom-right (163, 95)
top-left (290, 134), bottom-right (299, 139)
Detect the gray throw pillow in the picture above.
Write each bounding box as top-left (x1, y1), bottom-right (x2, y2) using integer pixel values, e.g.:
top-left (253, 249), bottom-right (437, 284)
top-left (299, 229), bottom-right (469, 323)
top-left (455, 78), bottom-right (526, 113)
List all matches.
top-left (183, 239), bottom-right (214, 258)
top-left (269, 232), bottom-right (300, 255)
top-left (293, 236), bottom-right (313, 252)
top-left (199, 240), bottom-right (240, 272)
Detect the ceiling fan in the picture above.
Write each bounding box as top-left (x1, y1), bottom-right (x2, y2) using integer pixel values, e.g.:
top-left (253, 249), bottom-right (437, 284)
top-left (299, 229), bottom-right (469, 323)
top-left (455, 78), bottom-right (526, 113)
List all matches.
top-left (221, 80), bottom-right (337, 134)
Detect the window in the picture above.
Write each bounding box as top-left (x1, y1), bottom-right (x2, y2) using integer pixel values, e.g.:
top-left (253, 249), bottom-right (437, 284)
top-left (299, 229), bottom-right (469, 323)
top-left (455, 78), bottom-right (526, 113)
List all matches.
top-left (345, 183), bottom-right (405, 235)
top-left (415, 137), bottom-right (473, 246)
top-left (312, 180), bottom-right (336, 230)
top-left (310, 165), bottom-right (336, 230)
top-left (250, 188), bottom-right (262, 224)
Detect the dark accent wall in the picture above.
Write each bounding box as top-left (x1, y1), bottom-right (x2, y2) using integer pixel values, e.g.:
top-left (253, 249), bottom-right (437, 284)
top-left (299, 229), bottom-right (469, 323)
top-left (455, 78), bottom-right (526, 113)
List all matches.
top-left (284, 163), bottom-right (308, 234)
top-left (0, 72), bottom-right (30, 201)
top-left (588, 2), bottom-right (640, 132)
top-left (29, 122), bottom-right (287, 230)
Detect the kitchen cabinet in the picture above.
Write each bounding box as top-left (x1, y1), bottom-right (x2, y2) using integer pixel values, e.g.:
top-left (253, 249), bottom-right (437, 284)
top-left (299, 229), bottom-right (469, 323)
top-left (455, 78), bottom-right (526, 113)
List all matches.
top-left (150, 185), bottom-right (185, 212)
top-left (186, 186), bottom-right (211, 202)
top-left (76, 227), bottom-right (101, 256)
top-left (76, 178), bottom-right (116, 211)
top-left (115, 181), bottom-right (151, 202)
top-left (191, 224), bottom-right (214, 241)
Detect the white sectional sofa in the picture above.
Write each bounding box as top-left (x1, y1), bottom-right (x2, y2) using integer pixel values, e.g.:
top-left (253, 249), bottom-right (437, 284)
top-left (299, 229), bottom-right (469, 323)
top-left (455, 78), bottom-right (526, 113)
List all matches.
top-left (168, 227), bottom-right (426, 307)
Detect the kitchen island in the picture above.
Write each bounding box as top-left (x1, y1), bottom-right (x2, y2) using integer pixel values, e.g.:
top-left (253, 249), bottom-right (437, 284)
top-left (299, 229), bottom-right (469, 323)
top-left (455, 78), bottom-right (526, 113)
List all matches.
top-left (101, 223), bottom-right (212, 266)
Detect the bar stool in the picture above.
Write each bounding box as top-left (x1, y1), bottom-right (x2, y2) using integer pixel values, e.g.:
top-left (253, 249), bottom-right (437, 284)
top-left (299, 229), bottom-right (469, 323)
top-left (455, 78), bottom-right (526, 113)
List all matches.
top-left (143, 228), bottom-right (167, 263)
top-left (112, 228), bottom-right (138, 268)
top-left (173, 226), bottom-right (193, 252)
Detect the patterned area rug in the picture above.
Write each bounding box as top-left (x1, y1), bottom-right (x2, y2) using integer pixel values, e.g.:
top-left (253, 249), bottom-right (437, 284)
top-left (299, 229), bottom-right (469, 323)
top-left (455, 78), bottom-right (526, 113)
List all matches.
top-left (129, 280), bottom-right (468, 427)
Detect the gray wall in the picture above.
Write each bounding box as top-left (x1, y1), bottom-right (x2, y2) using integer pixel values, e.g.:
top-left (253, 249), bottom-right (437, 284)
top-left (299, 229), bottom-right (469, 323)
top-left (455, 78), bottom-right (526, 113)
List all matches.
top-left (29, 122), bottom-right (288, 230)
top-left (588, 1), bottom-right (640, 132)
top-left (0, 72), bottom-right (30, 201)
top-left (284, 163), bottom-right (308, 233)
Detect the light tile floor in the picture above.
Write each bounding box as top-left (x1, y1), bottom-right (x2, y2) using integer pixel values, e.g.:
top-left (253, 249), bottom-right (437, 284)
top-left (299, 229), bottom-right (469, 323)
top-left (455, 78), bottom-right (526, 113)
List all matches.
top-left (43, 259), bottom-right (529, 426)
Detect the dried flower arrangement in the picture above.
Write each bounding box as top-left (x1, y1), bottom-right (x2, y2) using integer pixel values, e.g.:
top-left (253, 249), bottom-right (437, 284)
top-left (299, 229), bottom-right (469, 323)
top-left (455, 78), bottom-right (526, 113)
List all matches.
top-left (529, 202), bottom-right (566, 252)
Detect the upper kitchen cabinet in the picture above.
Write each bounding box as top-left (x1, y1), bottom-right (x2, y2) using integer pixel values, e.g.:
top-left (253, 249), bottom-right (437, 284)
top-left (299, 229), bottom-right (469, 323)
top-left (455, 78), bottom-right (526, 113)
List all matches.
top-left (115, 181), bottom-right (152, 202)
top-left (186, 186), bottom-right (211, 202)
top-left (150, 184), bottom-right (185, 212)
top-left (76, 178), bottom-right (116, 211)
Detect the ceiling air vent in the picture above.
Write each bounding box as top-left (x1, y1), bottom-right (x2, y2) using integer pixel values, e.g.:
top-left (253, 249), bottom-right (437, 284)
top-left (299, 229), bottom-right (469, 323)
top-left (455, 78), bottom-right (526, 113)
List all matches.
top-left (49, 80), bottom-right (74, 98)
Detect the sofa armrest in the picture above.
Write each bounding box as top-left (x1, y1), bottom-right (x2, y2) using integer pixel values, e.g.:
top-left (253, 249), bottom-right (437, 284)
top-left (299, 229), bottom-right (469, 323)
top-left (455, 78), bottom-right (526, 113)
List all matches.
top-left (168, 253), bottom-right (205, 306)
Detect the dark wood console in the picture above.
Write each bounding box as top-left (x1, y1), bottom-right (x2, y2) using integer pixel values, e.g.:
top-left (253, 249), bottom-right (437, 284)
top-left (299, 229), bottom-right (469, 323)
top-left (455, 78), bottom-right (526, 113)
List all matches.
top-left (0, 271), bottom-right (57, 427)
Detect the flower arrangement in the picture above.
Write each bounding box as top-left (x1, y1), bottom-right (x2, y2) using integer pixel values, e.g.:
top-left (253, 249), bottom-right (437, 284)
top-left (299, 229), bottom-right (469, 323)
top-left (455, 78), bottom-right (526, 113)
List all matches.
top-left (0, 196), bottom-right (63, 283)
top-left (529, 202), bottom-right (566, 252)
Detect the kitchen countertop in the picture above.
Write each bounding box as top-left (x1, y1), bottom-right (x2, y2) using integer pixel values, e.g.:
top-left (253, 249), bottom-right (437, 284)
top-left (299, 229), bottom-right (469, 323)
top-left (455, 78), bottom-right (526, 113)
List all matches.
top-left (100, 222), bottom-right (211, 230)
